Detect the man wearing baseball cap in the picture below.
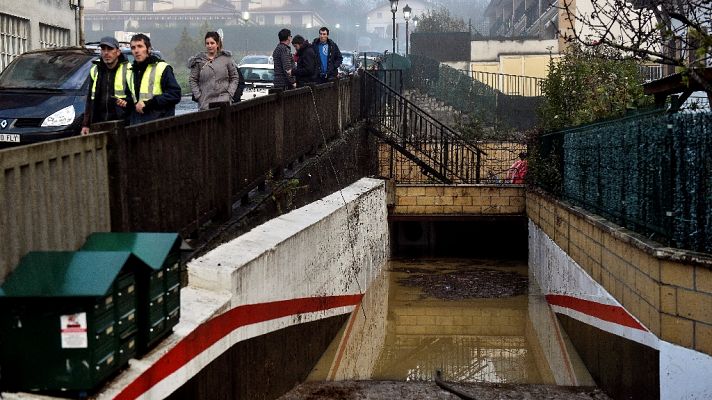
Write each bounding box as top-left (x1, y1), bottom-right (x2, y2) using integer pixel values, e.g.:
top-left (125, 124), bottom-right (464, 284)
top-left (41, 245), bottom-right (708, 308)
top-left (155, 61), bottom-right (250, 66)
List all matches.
top-left (81, 36), bottom-right (133, 134)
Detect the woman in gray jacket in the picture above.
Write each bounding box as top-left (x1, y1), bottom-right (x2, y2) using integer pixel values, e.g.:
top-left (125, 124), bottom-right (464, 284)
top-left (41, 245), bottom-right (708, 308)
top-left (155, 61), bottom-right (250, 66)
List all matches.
top-left (189, 31), bottom-right (239, 110)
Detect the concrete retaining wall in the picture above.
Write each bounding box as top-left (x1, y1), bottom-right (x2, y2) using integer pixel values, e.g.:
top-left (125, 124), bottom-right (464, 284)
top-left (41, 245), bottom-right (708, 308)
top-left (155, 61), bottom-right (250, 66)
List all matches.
top-left (188, 177), bottom-right (389, 307)
top-left (77, 177), bottom-right (390, 400)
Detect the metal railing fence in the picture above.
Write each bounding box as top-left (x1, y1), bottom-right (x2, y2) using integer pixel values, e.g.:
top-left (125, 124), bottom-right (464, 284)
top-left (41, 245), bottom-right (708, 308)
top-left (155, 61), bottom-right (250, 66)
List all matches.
top-left (407, 54), bottom-right (542, 131)
top-left (110, 78), bottom-right (358, 235)
top-left (0, 134), bottom-right (111, 281)
top-left (468, 70), bottom-right (543, 97)
top-left (379, 141), bottom-right (527, 185)
top-left (363, 70), bottom-right (487, 184)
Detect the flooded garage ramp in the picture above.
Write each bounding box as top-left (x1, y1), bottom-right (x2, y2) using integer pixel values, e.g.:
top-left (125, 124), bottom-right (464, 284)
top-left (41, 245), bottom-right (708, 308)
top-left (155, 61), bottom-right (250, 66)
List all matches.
top-left (281, 219), bottom-right (607, 399)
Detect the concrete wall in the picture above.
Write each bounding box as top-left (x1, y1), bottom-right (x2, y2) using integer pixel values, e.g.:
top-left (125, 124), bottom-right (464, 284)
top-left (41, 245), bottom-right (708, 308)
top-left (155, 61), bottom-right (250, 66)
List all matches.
top-left (470, 39), bottom-right (560, 79)
top-left (527, 190), bottom-right (712, 399)
top-left (471, 54), bottom-right (560, 79)
top-left (188, 177), bottom-right (389, 307)
top-left (471, 39), bottom-right (559, 62)
top-left (0, 135), bottom-right (111, 283)
top-left (50, 178), bottom-right (391, 400)
top-left (1, 1), bottom-right (78, 66)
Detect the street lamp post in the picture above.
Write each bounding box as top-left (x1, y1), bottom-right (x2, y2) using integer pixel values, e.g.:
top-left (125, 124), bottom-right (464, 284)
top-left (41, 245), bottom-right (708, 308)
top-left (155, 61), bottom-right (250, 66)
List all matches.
top-left (403, 4), bottom-right (411, 57)
top-left (242, 11), bottom-right (250, 53)
top-left (389, 0), bottom-right (398, 55)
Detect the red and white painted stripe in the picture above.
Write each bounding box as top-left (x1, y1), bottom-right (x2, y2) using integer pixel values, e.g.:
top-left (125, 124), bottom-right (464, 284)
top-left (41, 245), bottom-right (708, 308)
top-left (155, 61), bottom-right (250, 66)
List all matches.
top-left (114, 294), bottom-right (363, 400)
top-left (529, 221), bottom-right (712, 399)
top-left (528, 221), bottom-right (658, 350)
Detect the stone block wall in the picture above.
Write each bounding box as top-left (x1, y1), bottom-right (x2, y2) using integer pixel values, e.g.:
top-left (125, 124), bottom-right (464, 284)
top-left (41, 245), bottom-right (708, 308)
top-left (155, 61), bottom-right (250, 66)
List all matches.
top-left (527, 190), bottom-right (712, 356)
top-left (392, 185), bottom-right (525, 216)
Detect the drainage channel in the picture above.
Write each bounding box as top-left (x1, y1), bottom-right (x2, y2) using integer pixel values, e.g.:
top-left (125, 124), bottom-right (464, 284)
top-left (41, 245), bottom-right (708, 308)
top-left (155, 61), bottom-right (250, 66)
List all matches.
top-left (280, 258), bottom-right (610, 399)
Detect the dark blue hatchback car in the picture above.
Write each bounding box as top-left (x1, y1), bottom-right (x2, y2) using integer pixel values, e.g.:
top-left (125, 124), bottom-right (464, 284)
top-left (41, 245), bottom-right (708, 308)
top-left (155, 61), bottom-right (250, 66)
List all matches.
top-left (0, 47), bottom-right (96, 147)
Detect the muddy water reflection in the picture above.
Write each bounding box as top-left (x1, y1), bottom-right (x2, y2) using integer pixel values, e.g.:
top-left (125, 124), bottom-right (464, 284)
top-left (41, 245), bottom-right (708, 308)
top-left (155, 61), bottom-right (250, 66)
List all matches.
top-left (308, 259), bottom-right (593, 386)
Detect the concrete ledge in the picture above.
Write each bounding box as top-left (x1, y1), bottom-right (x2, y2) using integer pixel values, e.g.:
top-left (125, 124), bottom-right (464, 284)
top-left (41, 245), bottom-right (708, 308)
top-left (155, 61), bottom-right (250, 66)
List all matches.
top-left (189, 177), bottom-right (389, 307)
top-left (2, 178), bottom-right (389, 399)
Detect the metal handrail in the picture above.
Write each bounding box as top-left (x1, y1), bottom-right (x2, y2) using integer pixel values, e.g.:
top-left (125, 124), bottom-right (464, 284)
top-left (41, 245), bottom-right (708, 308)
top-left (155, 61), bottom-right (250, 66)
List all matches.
top-left (363, 71), bottom-right (487, 183)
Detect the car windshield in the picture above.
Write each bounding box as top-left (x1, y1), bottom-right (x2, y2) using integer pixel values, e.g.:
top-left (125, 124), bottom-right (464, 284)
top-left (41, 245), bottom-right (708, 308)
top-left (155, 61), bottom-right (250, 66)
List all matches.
top-left (240, 56), bottom-right (272, 65)
top-left (0, 52), bottom-right (95, 90)
top-left (240, 67), bottom-right (274, 82)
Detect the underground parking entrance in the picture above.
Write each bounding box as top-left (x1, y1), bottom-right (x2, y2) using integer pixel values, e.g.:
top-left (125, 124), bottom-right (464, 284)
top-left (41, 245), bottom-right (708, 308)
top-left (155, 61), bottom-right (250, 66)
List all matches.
top-left (169, 216), bottom-right (617, 400)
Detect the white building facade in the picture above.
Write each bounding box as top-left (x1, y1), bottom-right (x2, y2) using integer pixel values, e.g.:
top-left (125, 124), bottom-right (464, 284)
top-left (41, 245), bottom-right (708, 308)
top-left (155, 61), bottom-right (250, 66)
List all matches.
top-left (366, 0), bottom-right (430, 39)
top-left (1, 0), bottom-right (80, 71)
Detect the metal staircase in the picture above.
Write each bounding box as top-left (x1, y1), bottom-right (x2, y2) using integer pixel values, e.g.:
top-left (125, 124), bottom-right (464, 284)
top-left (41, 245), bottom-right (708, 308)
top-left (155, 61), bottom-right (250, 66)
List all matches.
top-left (362, 71), bottom-right (486, 184)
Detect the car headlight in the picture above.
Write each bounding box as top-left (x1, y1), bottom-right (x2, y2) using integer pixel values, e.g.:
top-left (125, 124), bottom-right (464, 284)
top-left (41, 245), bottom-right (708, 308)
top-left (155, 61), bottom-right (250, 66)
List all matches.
top-left (41, 105), bottom-right (76, 127)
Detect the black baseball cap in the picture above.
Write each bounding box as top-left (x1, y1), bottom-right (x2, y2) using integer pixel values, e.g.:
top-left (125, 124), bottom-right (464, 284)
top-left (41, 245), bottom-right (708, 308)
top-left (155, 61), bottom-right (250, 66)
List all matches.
top-left (99, 36), bottom-right (120, 49)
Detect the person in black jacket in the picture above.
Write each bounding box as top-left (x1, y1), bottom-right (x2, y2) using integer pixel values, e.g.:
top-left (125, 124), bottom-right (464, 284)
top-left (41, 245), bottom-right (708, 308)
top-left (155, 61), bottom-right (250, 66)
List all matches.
top-left (128, 33), bottom-right (181, 125)
top-left (81, 36), bottom-right (133, 134)
top-left (292, 35), bottom-right (317, 87)
top-left (312, 27), bottom-right (342, 83)
top-left (272, 28), bottom-right (296, 90)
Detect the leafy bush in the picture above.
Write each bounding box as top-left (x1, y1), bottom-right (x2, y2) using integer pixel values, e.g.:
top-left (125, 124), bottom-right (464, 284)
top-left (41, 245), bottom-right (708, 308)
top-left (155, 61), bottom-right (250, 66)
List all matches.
top-left (538, 43), bottom-right (652, 131)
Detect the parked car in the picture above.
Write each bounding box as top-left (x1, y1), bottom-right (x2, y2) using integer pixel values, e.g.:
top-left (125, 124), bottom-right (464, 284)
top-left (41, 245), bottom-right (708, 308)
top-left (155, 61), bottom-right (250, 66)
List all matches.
top-left (238, 55), bottom-right (273, 66)
top-left (357, 51), bottom-right (385, 70)
top-left (0, 47), bottom-right (95, 147)
top-left (239, 63), bottom-right (274, 101)
top-left (0, 44), bottom-right (163, 147)
top-left (339, 51), bottom-right (358, 76)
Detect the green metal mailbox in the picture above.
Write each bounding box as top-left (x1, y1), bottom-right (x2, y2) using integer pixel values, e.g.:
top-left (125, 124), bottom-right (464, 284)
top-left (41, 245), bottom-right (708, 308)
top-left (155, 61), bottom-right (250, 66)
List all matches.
top-left (81, 232), bottom-right (182, 355)
top-left (0, 251), bottom-right (138, 393)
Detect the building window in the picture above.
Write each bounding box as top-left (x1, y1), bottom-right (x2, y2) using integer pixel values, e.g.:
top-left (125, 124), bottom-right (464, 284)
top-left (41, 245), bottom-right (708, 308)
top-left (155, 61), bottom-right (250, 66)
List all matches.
top-left (256, 15), bottom-right (265, 25)
top-left (134, 1), bottom-right (147, 11)
top-left (39, 24), bottom-right (70, 48)
top-left (0, 13), bottom-right (29, 71)
top-left (274, 15), bottom-right (291, 25)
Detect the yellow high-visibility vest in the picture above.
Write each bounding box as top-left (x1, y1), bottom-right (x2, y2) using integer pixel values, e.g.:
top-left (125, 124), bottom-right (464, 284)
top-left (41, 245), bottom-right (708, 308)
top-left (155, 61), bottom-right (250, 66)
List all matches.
top-left (131, 61), bottom-right (169, 102)
top-left (89, 62), bottom-right (131, 100)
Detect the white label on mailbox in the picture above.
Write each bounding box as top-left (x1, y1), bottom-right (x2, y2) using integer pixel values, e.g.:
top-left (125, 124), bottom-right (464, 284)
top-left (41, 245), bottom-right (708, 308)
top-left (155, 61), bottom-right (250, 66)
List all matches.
top-left (60, 312), bottom-right (88, 348)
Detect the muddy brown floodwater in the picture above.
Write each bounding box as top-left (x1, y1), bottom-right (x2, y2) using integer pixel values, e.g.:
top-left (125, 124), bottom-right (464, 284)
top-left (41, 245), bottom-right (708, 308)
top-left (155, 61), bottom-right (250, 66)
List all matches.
top-left (279, 259), bottom-right (610, 400)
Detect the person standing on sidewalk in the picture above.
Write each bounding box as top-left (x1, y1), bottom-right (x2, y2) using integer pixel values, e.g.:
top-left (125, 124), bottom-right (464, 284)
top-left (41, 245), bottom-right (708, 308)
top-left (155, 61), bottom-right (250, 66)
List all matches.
top-left (312, 27), bottom-right (342, 83)
top-left (128, 33), bottom-right (181, 124)
top-left (272, 28), bottom-right (296, 90)
top-left (292, 35), bottom-right (318, 87)
top-left (188, 31), bottom-right (239, 110)
top-left (81, 36), bottom-right (132, 134)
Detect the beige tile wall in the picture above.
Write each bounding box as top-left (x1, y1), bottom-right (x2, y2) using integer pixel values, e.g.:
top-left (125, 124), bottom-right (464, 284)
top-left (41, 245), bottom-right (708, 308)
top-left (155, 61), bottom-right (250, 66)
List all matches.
top-left (527, 190), bottom-right (712, 356)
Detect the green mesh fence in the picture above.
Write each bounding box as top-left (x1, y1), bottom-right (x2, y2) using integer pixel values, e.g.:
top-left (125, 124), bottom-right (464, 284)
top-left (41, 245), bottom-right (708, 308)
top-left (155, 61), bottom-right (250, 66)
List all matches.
top-left (671, 112), bottom-right (712, 252)
top-left (535, 110), bottom-right (712, 253)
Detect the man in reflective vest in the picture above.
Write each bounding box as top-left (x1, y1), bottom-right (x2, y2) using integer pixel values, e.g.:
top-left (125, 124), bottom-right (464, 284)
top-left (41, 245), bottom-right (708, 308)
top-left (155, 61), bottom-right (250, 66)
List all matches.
top-left (81, 36), bottom-right (132, 135)
top-left (128, 33), bottom-right (181, 125)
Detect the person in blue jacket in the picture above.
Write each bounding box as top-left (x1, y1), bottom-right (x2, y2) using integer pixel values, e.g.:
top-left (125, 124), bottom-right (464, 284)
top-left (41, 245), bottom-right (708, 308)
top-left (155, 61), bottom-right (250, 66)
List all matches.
top-left (312, 27), bottom-right (342, 83)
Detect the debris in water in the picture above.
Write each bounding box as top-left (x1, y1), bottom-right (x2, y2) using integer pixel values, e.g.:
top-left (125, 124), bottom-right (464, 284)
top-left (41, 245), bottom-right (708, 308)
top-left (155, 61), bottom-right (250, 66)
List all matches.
top-left (397, 268), bottom-right (528, 299)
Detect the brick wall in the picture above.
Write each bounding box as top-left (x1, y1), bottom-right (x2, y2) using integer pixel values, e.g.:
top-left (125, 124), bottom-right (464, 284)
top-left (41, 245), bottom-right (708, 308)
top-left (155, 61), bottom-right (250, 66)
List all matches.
top-left (527, 190), bottom-right (712, 356)
top-left (379, 142), bottom-right (526, 184)
top-left (393, 185), bottom-right (525, 216)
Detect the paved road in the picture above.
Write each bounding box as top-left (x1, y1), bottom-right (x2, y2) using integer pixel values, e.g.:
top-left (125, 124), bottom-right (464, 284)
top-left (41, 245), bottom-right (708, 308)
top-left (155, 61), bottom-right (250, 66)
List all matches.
top-left (175, 96), bottom-right (198, 115)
